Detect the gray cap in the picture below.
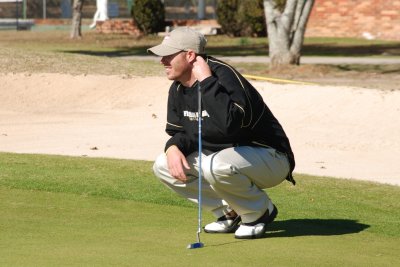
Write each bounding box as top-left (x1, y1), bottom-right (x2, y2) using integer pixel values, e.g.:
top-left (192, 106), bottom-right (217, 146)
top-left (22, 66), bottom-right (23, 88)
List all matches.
top-left (147, 27), bottom-right (207, 56)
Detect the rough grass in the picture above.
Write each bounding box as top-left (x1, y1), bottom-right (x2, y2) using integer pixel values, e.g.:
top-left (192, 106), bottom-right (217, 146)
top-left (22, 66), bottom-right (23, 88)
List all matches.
top-left (0, 46), bottom-right (162, 76)
top-left (0, 152), bottom-right (399, 266)
top-left (1, 30), bottom-right (399, 89)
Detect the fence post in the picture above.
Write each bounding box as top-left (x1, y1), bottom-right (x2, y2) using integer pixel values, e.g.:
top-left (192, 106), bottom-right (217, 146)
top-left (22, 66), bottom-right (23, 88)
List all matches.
top-left (127, 0), bottom-right (133, 13)
top-left (198, 0), bottom-right (205, 20)
top-left (22, 0), bottom-right (26, 19)
top-left (43, 0), bottom-right (46, 19)
top-left (15, 0), bottom-right (19, 30)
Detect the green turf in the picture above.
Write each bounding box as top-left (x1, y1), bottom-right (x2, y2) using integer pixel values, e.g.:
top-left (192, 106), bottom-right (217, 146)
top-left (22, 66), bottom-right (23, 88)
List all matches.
top-left (0, 152), bottom-right (399, 266)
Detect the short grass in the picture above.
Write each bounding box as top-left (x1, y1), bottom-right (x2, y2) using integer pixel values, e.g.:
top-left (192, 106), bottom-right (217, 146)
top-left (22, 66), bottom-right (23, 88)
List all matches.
top-left (1, 152), bottom-right (399, 267)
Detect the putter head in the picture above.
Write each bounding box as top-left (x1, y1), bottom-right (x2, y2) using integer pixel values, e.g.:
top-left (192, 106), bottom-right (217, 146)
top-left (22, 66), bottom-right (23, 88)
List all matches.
top-left (187, 242), bottom-right (204, 249)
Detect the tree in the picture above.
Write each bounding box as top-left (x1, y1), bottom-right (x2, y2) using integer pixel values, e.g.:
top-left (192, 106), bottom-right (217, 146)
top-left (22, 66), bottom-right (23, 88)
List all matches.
top-left (70, 0), bottom-right (85, 39)
top-left (131, 0), bottom-right (165, 35)
top-left (263, 0), bottom-right (315, 69)
top-left (217, 0), bottom-right (266, 37)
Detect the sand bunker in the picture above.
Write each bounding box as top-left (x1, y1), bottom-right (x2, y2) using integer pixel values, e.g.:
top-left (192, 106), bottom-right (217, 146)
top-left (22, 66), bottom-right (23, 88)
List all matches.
top-left (1, 73), bottom-right (399, 186)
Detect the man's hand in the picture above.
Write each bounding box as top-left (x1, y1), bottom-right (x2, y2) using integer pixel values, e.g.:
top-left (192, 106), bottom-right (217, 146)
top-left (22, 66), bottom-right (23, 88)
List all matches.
top-left (166, 145), bottom-right (191, 182)
top-left (192, 56), bottom-right (212, 82)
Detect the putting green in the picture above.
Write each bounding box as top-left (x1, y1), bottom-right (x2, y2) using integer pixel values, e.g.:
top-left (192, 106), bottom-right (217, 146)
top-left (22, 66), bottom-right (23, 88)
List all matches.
top-left (0, 153), bottom-right (399, 266)
top-left (1, 186), bottom-right (399, 267)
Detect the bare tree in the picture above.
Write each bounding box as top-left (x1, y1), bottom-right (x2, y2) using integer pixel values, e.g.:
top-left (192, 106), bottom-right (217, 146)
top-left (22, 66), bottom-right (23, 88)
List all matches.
top-left (70, 0), bottom-right (85, 39)
top-left (263, 0), bottom-right (315, 69)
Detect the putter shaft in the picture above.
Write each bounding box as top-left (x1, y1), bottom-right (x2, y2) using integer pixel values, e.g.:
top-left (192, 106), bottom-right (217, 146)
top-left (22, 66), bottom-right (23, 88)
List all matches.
top-left (187, 82), bottom-right (204, 249)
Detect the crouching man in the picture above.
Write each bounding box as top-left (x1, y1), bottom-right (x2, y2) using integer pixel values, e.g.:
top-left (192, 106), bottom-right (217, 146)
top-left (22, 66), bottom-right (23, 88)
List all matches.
top-left (149, 27), bottom-right (295, 239)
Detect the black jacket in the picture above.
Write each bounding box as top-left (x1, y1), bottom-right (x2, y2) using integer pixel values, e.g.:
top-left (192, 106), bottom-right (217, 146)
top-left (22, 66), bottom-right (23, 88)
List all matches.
top-left (164, 56), bottom-right (295, 184)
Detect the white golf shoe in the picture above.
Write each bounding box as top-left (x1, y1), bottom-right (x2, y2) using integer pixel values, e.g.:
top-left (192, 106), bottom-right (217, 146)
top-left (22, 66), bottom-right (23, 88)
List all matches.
top-left (234, 202), bottom-right (278, 239)
top-left (204, 214), bottom-right (241, 233)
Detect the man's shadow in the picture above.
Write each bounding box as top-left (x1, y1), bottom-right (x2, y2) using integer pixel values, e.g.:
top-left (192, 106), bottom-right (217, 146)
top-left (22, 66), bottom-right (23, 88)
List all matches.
top-left (265, 218), bottom-right (370, 237)
top-left (207, 219), bottom-right (370, 247)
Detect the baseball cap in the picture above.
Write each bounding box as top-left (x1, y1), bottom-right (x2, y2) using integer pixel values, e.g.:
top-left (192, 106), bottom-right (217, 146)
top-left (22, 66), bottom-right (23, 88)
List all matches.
top-left (147, 27), bottom-right (207, 56)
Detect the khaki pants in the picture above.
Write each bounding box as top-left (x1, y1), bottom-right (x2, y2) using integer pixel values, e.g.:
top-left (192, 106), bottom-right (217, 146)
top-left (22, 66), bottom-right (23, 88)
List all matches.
top-left (153, 146), bottom-right (290, 223)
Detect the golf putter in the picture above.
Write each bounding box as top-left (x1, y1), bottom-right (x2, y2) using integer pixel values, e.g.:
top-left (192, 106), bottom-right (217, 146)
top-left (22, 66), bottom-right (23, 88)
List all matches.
top-left (187, 82), bottom-right (204, 249)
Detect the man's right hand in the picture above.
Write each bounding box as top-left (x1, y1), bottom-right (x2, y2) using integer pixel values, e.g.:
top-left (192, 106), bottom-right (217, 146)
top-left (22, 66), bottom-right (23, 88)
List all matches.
top-left (165, 145), bottom-right (191, 182)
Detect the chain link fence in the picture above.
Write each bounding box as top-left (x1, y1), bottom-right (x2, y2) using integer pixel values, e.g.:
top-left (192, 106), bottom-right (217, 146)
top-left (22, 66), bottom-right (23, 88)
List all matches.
top-left (164, 0), bottom-right (217, 20)
top-left (0, 0), bottom-right (131, 19)
top-left (1, 0), bottom-right (217, 20)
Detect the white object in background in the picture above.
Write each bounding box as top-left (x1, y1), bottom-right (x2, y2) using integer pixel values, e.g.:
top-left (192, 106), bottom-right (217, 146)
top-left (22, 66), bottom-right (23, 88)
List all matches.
top-left (90, 0), bottom-right (109, 29)
top-left (362, 32), bottom-right (376, 40)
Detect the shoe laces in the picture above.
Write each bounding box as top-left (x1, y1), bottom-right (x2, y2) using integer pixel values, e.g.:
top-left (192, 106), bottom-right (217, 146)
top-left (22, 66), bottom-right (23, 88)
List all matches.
top-left (217, 214), bottom-right (237, 222)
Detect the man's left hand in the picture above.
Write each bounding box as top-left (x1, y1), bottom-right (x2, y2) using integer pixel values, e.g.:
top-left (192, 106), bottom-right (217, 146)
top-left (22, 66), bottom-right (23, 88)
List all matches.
top-left (192, 56), bottom-right (212, 82)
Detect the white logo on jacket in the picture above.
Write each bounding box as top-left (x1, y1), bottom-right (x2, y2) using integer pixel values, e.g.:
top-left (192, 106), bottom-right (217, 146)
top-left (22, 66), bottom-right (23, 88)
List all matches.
top-left (183, 110), bottom-right (210, 121)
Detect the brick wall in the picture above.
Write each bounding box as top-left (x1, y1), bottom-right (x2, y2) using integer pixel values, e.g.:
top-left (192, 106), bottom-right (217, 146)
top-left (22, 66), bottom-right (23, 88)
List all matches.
top-left (95, 20), bottom-right (141, 37)
top-left (306, 0), bottom-right (400, 40)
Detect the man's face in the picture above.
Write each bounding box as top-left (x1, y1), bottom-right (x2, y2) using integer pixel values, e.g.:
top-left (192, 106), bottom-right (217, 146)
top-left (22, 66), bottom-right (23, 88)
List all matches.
top-left (160, 51), bottom-right (191, 82)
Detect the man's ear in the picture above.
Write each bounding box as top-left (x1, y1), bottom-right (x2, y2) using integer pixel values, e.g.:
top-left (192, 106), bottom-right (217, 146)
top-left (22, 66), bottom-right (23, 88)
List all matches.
top-left (186, 50), bottom-right (197, 63)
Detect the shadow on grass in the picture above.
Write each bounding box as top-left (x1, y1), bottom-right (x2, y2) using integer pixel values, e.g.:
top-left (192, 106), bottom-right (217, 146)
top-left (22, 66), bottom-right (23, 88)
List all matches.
top-left (302, 44), bottom-right (400, 56)
top-left (60, 42), bottom-right (400, 58)
top-left (60, 45), bottom-right (268, 57)
top-left (205, 219), bottom-right (369, 248)
top-left (60, 47), bottom-right (150, 57)
top-left (266, 219), bottom-right (370, 238)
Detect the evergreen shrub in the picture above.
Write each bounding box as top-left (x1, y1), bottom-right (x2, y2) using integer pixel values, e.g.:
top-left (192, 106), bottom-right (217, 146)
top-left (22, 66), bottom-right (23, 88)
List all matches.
top-left (217, 0), bottom-right (266, 37)
top-left (131, 0), bottom-right (165, 35)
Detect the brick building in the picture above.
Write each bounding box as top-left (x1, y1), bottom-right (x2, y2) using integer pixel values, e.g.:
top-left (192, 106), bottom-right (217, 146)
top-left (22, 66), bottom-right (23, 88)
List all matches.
top-left (306, 0), bottom-right (400, 40)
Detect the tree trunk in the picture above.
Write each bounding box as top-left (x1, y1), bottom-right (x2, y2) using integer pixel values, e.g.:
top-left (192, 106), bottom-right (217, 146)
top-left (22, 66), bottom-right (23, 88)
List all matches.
top-left (70, 0), bottom-right (85, 39)
top-left (263, 0), bottom-right (314, 69)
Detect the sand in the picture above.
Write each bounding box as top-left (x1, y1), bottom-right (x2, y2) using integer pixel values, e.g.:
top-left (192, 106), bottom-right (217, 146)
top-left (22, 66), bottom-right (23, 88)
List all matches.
top-left (1, 72), bottom-right (399, 186)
